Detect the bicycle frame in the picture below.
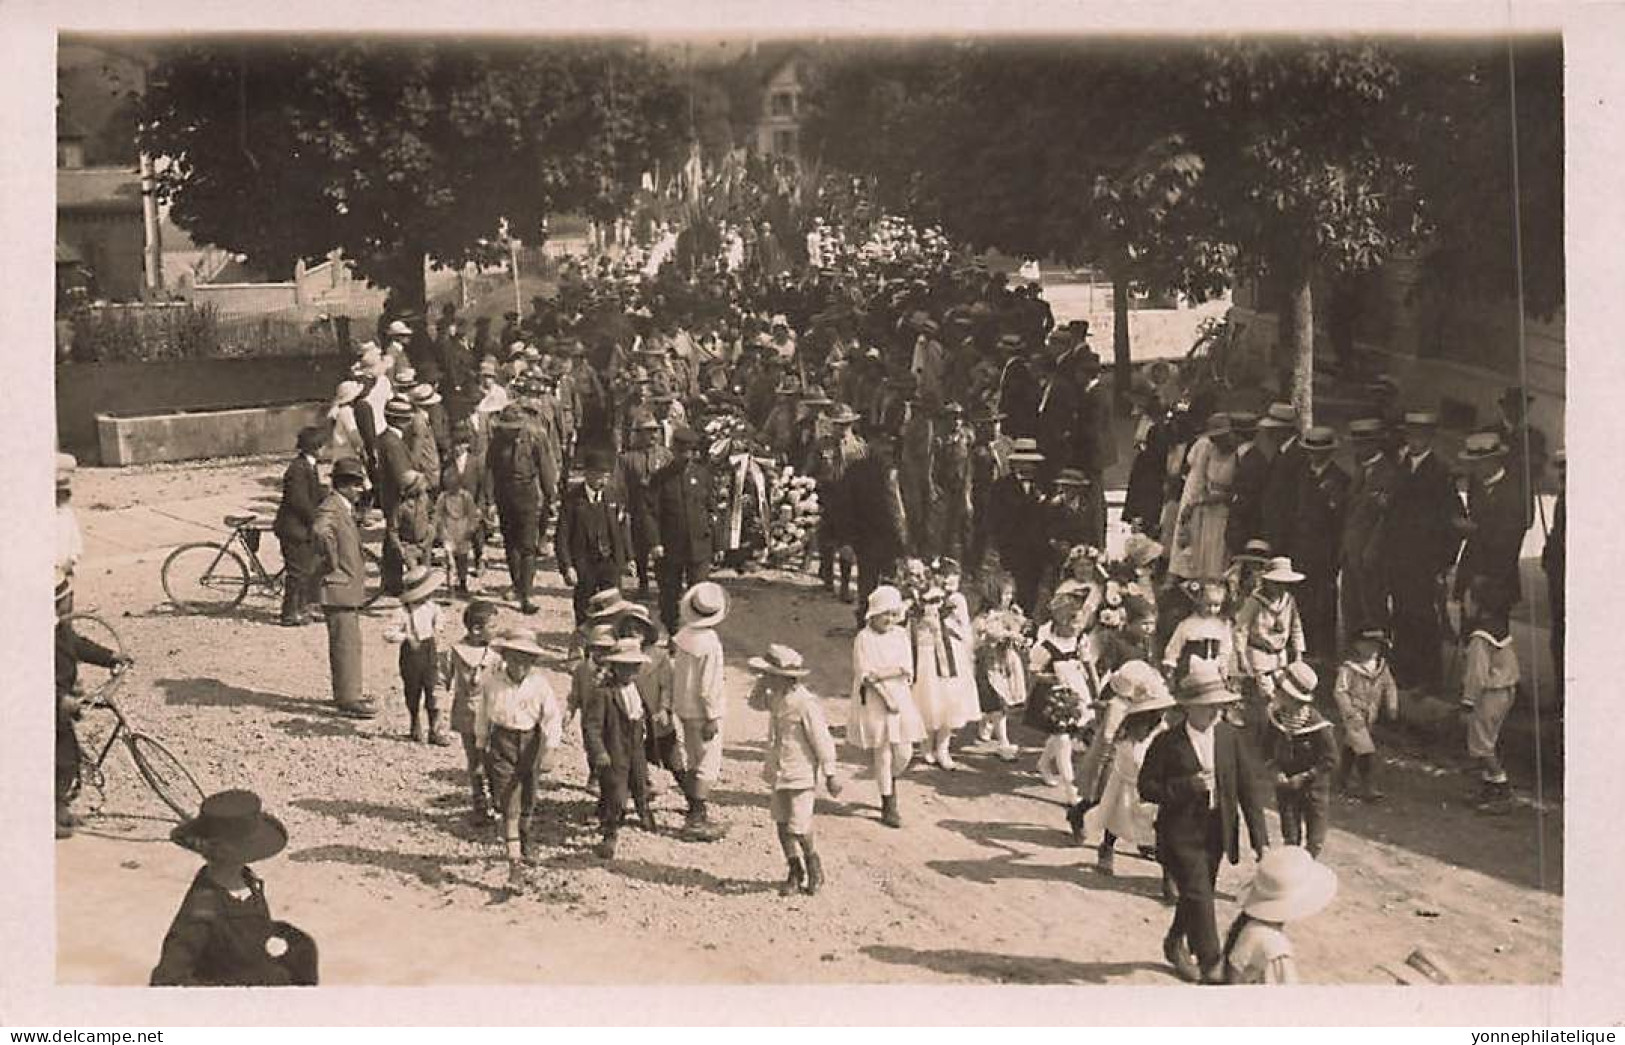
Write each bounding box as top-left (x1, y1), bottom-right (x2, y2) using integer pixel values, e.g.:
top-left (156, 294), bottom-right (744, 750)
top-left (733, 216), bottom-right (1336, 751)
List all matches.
top-left (229, 525), bottom-right (283, 590)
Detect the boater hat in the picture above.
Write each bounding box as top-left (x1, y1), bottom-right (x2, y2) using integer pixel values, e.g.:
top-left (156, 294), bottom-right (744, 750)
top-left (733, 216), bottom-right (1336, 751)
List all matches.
top-left (1240, 846), bottom-right (1338, 923)
top-left (582, 623), bottom-right (619, 651)
top-left (1258, 402), bottom-right (1298, 430)
top-left (603, 636), bottom-right (652, 666)
top-left (1301, 425), bottom-right (1339, 452)
top-left (1234, 538), bottom-right (1274, 564)
top-left (1403, 409), bottom-right (1440, 428)
top-left (1054, 468), bottom-right (1090, 487)
top-left (1262, 556), bottom-right (1305, 583)
top-left (400, 564), bottom-right (441, 605)
top-left (585, 587), bottom-right (634, 621)
top-left (491, 628), bottom-right (546, 658)
top-left (56, 452), bottom-right (77, 489)
top-left (409, 383), bottom-right (442, 407)
top-left (680, 581), bottom-right (729, 628)
top-left (1278, 661), bottom-right (1319, 703)
top-left (388, 319), bottom-right (412, 337)
top-left (384, 398), bottom-right (415, 423)
top-left (171, 790), bottom-right (288, 864)
top-left (747, 643), bottom-right (811, 679)
top-left (1348, 417), bottom-right (1387, 443)
top-left (1177, 660), bottom-right (1241, 707)
top-left (1459, 431), bottom-right (1508, 460)
top-left (827, 405), bottom-right (861, 425)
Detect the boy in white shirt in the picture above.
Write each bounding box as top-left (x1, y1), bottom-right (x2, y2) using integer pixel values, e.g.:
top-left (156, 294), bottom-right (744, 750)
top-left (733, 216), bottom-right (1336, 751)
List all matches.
top-left (672, 582), bottom-right (730, 842)
top-left (384, 565), bottom-right (446, 744)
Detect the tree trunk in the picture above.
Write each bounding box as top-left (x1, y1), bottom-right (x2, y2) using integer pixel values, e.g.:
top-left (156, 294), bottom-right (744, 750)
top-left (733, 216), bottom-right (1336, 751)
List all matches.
top-left (1111, 270), bottom-right (1133, 415)
top-left (1284, 267), bottom-right (1315, 430)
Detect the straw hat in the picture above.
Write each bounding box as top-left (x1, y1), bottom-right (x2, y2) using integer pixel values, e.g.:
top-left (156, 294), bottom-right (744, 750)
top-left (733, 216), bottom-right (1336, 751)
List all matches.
top-left (1108, 660), bottom-right (1176, 713)
top-left (747, 643), bottom-right (811, 679)
top-left (1240, 846), bottom-right (1338, 923)
top-left (582, 623), bottom-right (619, 651)
top-left (680, 581), bottom-right (728, 628)
top-left (585, 587), bottom-right (634, 621)
top-left (864, 584), bottom-right (906, 620)
top-left (1124, 533), bottom-right (1164, 568)
top-left (1403, 410), bottom-right (1440, 428)
top-left (1229, 411), bottom-right (1260, 436)
top-left (1278, 661), bottom-right (1319, 703)
top-left (394, 365), bottom-right (418, 386)
top-left (1203, 412), bottom-right (1234, 438)
top-left (388, 319), bottom-right (412, 337)
top-left (827, 405), bottom-right (861, 426)
top-left (1054, 468), bottom-right (1090, 488)
top-left (1348, 417), bottom-right (1387, 443)
top-left (1235, 538), bottom-right (1273, 564)
top-left (1258, 402), bottom-right (1298, 430)
top-left (491, 628), bottom-right (546, 658)
top-left (171, 790), bottom-right (287, 864)
top-left (400, 564), bottom-right (440, 605)
top-left (409, 383), bottom-right (442, 407)
top-left (615, 604), bottom-right (661, 646)
top-left (603, 636), bottom-right (651, 667)
top-left (1176, 660), bottom-right (1241, 707)
top-left (1261, 556), bottom-right (1305, 583)
top-left (1301, 425), bottom-right (1339, 452)
top-left (384, 398), bottom-right (415, 424)
top-left (1459, 430), bottom-right (1508, 460)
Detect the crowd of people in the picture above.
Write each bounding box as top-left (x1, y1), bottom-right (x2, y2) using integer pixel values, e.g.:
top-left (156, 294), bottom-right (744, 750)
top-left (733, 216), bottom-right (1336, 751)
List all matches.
top-left (52, 207), bottom-right (1563, 988)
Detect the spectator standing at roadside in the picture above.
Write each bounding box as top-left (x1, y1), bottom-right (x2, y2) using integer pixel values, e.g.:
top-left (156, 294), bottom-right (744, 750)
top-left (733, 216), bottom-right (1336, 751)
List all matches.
top-left (312, 458), bottom-right (380, 720)
top-left (272, 427), bottom-right (327, 627)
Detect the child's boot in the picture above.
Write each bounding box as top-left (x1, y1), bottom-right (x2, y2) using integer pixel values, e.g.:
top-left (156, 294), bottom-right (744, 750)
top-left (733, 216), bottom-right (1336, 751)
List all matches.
top-left (1358, 755), bottom-right (1384, 801)
top-left (468, 775), bottom-right (492, 825)
top-left (1476, 779), bottom-right (1513, 815)
top-left (1066, 799), bottom-right (1090, 844)
top-left (506, 859), bottom-right (526, 892)
top-left (880, 793), bottom-right (902, 829)
top-left (408, 713), bottom-right (424, 743)
top-left (780, 857), bottom-right (806, 896)
top-left (802, 852), bottom-right (825, 895)
top-left (684, 799), bottom-right (728, 842)
top-left (427, 711), bottom-right (452, 747)
top-left (1096, 840), bottom-right (1116, 876)
top-left (594, 831), bottom-right (618, 860)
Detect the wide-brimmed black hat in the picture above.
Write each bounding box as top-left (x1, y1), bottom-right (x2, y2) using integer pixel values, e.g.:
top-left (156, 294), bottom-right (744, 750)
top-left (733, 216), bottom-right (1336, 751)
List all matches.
top-left (330, 457), bottom-right (368, 486)
top-left (171, 790), bottom-right (288, 864)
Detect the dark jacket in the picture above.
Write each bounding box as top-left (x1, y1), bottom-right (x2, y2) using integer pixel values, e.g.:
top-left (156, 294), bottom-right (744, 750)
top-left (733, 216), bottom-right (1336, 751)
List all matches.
top-left (374, 427), bottom-right (413, 517)
top-left (1225, 443), bottom-right (1271, 555)
top-left (618, 445), bottom-right (673, 552)
top-left (1074, 379), bottom-right (1118, 475)
top-left (1262, 439), bottom-right (1306, 556)
top-left (150, 868), bottom-right (317, 987)
top-left (1341, 452), bottom-right (1398, 570)
top-left (988, 474), bottom-right (1048, 577)
top-left (1265, 708), bottom-right (1339, 788)
top-left (1289, 461), bottom-right (1351, 579)
top-left (1138, 719), bottom-right (1270, 866)
top-left (487, 426), bottom-right (556, 510)
top-left (650, 457), bottom-right (716, 566)
top-left (1458, 471), bottom-right (1527, 600)
top-left (581, 680), bottom-right (648, 770)
top-left (1383, 449), bottom-right (1460, 579)
top-left (1035, 373), bottom-right (1079, 471)
top-left (272, 455), bottom-right (324, 543)
top-left (56, 619), bottom-right (118, 700)
top-left (555, 484), bottom-right (631, 577)
top-left (440, 447), bottom-right (488, 505)
top-left (842, 455), bottom-right (907, 562)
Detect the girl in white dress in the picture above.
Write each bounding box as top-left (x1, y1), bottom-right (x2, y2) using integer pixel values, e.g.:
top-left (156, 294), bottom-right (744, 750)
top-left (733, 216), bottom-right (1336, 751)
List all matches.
top-left (1169, 414), bottom-right (1238, 582)
top-left (850, 586), bottom-right (926, 828)
top-left (912, 560), bottom-right (981, 770)
top-left (1090, 662), bottom-right (1176, 893)
top-left (1026, 594), bottom-right (1097, 809)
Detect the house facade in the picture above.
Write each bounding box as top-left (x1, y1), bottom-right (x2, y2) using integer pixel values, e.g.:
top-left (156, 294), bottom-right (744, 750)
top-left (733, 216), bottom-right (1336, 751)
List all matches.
top-left (754, 54), bottom-right (805, 159)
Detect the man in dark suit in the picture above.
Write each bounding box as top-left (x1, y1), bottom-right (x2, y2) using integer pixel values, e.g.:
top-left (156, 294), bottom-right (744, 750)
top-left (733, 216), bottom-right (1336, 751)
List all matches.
top-left (487, 404), bottom-right (557, 615)
top-left (649, 426), bottom-right (717, 635)
top-left (272, 426), bottom-right (328, 626)
top-left (989, 440), bottom-right (1050, 614)
top-left (1382, 411), bottom-right (1462, 694)
top-left (1071, 350), bottom-right (1117, 550)
top-left (556, 447), bottom-right (632, 625)
top-left (1259, 402), bottom-right (1305, 556)
top-left (582, 638), bottom-right (655, 860)
top-left (1290, 426), bottom-right (1352, 661)
top-left (1226, 412), bottom-right (1270, 556)
top-left (619, 417), bottom-right (672, 600)
top-left (1340, 418), bottom-right (1398, 636)
top-left (1034, 350), bottom-right (1078, 489)
top-left (1139, 662), bottom-right (1271, 983)
top-left (375, 399), bottom-right (416, 596)
top-left (1455, 431), bottom-right (1527, 605)
top-left (842, 434), bottom-right (909, 629)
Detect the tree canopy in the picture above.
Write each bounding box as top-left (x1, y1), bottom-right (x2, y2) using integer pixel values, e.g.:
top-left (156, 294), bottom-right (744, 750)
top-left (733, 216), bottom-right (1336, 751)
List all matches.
top-left (141, 39), bottom-right (688, 310)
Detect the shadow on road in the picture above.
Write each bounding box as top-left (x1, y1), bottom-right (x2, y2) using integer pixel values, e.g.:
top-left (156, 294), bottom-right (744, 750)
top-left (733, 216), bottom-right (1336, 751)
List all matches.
top-left (154, 676), bottom-right (332, 717)
top-left (288, 842), bottom-right (510, 904)
top-left (542, 850), bottom-right (777, 898)
top-left (861, 944), bottom-right (1178, 985)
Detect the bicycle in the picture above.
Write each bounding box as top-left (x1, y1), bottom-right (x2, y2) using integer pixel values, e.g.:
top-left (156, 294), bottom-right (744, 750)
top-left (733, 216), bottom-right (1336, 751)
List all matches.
top-left (63, 613), bottom-right (205, 821)
top-left (1182, 315), bottom-right (1249, 391)
top-left (161, 512), bottom-right (384, 614)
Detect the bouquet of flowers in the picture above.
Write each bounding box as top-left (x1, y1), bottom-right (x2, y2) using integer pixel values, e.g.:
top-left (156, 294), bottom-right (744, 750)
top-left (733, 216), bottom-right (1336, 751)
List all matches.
top-left (766, 465), bottom-right (821, 566)
top-left (973, 606), bottom-right (1032, 660)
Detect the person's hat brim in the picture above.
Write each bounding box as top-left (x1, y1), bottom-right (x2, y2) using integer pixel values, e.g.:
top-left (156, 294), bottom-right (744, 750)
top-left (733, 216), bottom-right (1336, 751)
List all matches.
top-left (401, 572), bottom-right (441, 605)
top-left (171, 810), bottom-right (289, 865)
top-left (746, 656), bottom-right (811, 678)
top-left (1242, 856), bottom-right (1338, 922)
top-left (492, 634), bottom-right (546, 658)
top-left (1262, 567), bottom-right (1306, 583)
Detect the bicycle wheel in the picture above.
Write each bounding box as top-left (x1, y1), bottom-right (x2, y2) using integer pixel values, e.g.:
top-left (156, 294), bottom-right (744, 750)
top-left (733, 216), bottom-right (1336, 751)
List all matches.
top-left (162, 542), bottom-right (249, 612)
top-left (127, 733), bottom-right (205, 820)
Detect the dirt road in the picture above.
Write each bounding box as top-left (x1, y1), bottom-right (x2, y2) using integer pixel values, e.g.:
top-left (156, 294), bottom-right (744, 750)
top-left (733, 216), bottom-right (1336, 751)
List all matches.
top-left (57, 459), bottom-right (1561, 986)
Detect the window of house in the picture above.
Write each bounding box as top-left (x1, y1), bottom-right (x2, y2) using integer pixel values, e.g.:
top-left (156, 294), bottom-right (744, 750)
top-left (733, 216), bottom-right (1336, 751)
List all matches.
top-left (770, 90), bottom-right (795, 117)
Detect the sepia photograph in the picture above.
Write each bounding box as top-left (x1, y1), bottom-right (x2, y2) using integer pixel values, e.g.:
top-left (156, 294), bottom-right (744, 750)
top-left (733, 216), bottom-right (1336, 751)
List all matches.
top-left (8, 2), bottom-right (1611, 1022)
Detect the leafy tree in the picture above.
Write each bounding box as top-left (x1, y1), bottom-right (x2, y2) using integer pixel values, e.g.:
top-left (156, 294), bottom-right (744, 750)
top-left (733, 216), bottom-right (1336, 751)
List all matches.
top-left (141, 39), bottom-right (687, 312)
top-left (1188, 39), bottom-right (1426, 425)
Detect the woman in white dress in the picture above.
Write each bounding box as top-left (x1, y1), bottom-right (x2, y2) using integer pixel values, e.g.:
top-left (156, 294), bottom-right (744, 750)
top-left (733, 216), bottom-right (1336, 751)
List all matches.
top-left (1169, 413), bottom-right (1239, 582)
top-left (850, 586), bottom-right (926, 828)
top-left (327, 380), bottom-right (367, 471)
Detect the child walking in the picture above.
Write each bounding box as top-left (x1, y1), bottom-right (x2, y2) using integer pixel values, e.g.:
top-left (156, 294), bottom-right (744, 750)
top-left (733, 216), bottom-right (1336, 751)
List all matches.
top-left (383, 565), bottom-right (448, 745)
top-left (850, 585), bottom-right (925, 828)
top-left (476, 628), bottom-right (564, 890)
top-left (582, 637), bottom-right (655, 859)
top-left (1221, 846), bottom-right (1338, 984)
top-left (672, 582), bottom-right (731, 841)
top-left (1163, 579), bottom-right (1237, 685)
top-left (442, 599), bottom-right (500, 823)
top-left (1028, 593), bottom-right (1097, 816)
top-left (617, 604), bottom-right (685, 796)
top-left (1091, 661), bottom-right (1176, 895)
top-left (972, 571), bottom-right (1029, 763)
top-left (1332, 627), bottom-right (1399, 801)
top-left (1265, 662), bottom-right (1339, 858)
top-left (1234, 556), bottom-right (1307, 742)
top-left (748, 644), bottom-right (844, 895)
top-left (435, 422), bottom-right (485, 596)
top-left (912, 582), bottom-right (979, 771)
top-left (1460, 577), bottom-right (1520, 815)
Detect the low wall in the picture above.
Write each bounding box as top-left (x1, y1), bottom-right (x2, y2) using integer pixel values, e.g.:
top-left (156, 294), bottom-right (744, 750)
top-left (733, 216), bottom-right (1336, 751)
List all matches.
top-left (57, 356), bottom-right (352, 463)
top-left (97, 401), bottom-right (326, 466)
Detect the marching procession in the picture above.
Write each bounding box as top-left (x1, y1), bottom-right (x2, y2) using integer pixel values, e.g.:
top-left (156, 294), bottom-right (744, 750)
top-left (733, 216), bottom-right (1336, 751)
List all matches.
top-left (52, 208), bottom-right (1561, 990)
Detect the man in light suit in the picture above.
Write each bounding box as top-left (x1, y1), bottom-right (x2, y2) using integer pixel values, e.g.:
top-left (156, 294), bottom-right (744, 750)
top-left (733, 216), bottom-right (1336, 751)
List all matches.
top-left (313, 458), bottom-right (380, 719)
top-left (1139, 662), bottom-right (1271, 983)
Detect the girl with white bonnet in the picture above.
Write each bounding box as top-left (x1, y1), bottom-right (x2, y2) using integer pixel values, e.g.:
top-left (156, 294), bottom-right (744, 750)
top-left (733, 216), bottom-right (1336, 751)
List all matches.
top-left (850, 585), bottom-right (925, 828)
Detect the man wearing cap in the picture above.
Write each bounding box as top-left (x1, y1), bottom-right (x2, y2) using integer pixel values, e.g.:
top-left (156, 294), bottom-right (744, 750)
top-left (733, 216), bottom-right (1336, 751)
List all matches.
top-left (384, 319), bottom-right (413, 380)
top-left (648, 426), bottom-right (717, 635)
top-left (1033, 352), bottom-right (1078, 489)
top-left (375, 399), bottom-right (417, 595)
top-left (1340, 418), bottom-right (1398, 636)
top-left (1382, 410), bottom-right (1461, 694)
top-left (313, 458), bottom-right (381, 719)
top-left (1455, 430), bottom-right (1525, 604)
top-left (1287, 426), bottom-right (1350, 659)
top-left (1071, 350), bottom-right (1116, 549)
top-left (406, 385), bottom-right (444, 497)
top-left (1139, 662), bottom-right (1271, 984)
top-left (990, 438), bottom-right (1050, 613)
top-left (1225, 412), bottom-right (1269, 557)
top-left (1259, 402), bottom-right (1306, 556)
top-left (486, 404), bottom-right (558, 615)
top-left (997, 338), bottom-right (1041, 441)
top-left (272, 427), bottom-right (328, 626)
top-left (556, 448), bottom-right (632, 625)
